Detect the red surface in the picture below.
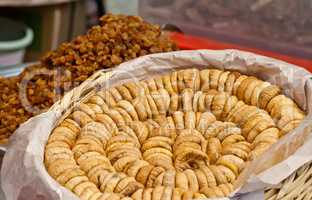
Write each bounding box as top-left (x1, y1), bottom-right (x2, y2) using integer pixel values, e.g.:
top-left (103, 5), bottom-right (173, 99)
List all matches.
top-left (169, 32), bottom-right (312, 72)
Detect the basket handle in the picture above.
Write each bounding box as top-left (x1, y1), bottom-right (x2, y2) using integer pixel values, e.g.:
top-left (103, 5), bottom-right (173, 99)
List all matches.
top-left (49, 70), bottom-right (112, 114)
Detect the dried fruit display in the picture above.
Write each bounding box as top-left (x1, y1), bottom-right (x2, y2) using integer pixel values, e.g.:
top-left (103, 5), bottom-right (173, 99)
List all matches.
top-left (0, 14), bottom-right (178, 144)
top-left (0, 76), bottom-right (32, 144)
top-left (44, 68), bottom-right (305, 199)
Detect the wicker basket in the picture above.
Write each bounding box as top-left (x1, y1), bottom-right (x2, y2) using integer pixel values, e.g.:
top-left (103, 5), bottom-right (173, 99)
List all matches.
top-left (1, 50), bottom-right (312, 200)
top-left (265, 161), bottom-right (312, 200)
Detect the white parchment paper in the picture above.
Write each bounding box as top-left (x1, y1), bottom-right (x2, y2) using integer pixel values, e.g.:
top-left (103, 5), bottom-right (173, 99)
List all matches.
top-left (1, 50), bottom-right (312, 200)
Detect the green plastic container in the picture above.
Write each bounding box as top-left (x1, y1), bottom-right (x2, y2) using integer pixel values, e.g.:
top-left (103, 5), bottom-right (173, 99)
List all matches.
top-left (0, 17), bottom-right (33, 69)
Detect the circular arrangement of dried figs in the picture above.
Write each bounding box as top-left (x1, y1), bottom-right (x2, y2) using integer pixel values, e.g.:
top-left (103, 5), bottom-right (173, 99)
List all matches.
top-left (44, 68), bottom-right (305, 200)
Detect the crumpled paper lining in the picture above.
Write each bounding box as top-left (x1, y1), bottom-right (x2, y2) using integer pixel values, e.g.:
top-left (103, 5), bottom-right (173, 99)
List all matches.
top-left (1, 50), bottom-right (312, 200)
